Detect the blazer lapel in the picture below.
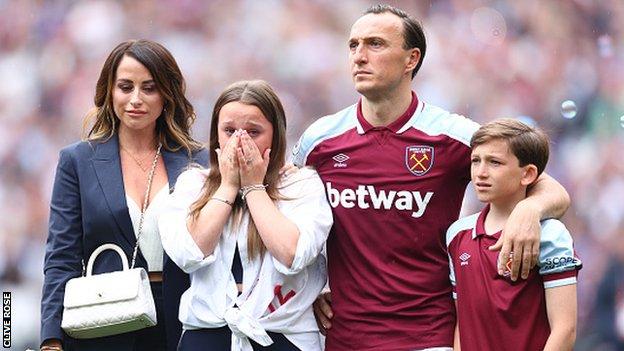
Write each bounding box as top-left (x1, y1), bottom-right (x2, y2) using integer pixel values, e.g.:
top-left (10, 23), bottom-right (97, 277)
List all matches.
top-left (91, 135), bottom-right (137, 248)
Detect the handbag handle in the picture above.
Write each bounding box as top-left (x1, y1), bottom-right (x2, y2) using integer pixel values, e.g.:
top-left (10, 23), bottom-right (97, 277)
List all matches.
top-left (85, 244), bottom-right (129, 276)
top-left (130, 143), bottom-right (162, 269)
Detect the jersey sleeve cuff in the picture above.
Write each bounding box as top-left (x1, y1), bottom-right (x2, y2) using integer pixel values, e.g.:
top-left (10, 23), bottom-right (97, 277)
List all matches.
top-left (543, 270), bottom-right (578, 289)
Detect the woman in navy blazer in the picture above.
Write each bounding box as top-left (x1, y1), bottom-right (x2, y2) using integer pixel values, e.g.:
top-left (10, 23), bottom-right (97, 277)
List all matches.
top-left (40, 40), bottom-right (208, 351)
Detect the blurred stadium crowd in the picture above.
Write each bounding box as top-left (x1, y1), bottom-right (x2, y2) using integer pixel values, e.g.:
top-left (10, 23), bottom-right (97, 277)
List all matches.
top-left (0, 0), bottom-right (623, 349)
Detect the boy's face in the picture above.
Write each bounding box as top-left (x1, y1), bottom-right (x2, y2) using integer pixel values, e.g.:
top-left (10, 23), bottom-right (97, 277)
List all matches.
top-left (470, 139), bottom-right (533, 204)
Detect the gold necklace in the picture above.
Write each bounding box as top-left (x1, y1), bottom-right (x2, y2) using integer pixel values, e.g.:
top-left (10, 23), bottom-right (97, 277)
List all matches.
top-left (120, 144), bottom-right (155, 172)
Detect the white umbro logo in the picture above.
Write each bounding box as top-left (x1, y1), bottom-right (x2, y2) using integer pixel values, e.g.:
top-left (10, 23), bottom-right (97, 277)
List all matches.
top-left (332, 153), bottom-right (349, 168)
top-left (459, 252), bottom-right (471, 266)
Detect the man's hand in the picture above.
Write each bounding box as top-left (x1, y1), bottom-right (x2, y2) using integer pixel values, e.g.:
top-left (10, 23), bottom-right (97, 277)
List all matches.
top-left (279, 163), bottom-right (299, 178)
top-left (313, 290), bottom-right (333, 335)
top-left (489, 200), bottom-right (541, 281)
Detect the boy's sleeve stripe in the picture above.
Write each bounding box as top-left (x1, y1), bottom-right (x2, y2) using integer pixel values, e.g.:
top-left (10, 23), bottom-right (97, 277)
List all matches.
top-left (543, 269), bottom-right (577, 282)
top-left (544, 276), bottom-right (577, 289)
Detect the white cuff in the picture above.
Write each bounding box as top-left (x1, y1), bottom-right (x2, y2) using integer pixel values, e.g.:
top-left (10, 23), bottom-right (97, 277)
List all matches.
top-left (272, 228), bottom-right (309, 275)
top-left (544, 277), bottom-right (577, 289)
top-left (159, 212), bottom-right (217, 273)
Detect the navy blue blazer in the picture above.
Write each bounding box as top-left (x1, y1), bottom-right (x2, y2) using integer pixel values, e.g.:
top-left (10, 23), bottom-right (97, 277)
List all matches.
top-left (41, 134), bottom-right (208, 351)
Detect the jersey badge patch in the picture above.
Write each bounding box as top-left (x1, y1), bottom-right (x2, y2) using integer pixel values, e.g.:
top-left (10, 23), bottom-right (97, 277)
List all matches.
top-left (405, 145), bottom-right (434, 176)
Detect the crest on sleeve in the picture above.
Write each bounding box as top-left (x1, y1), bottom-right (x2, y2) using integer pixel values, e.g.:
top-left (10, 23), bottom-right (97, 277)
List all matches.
top-left (405, 145), bottom-right (434, 176)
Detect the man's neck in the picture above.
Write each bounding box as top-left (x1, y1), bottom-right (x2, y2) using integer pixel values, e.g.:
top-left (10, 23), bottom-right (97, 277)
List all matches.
top-left (361, 87), bottom-right (413, 127)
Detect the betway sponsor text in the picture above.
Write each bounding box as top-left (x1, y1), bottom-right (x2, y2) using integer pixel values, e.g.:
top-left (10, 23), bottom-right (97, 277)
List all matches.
top-left (325, 182), bottom-right (433, 218)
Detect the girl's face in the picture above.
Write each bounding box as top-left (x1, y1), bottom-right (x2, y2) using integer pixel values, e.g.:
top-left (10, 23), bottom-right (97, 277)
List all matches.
top-left (217, 101), bottom-right (274, 154)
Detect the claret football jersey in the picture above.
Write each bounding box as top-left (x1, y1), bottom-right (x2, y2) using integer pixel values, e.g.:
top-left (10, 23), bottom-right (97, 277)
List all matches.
top-left (446, 205), bottom-right (581, 351)
top-left (292, 93), bottom-right (479, 350)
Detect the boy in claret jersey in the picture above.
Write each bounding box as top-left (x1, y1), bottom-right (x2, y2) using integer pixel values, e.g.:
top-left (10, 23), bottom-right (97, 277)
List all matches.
top-left (446, 118), bottom-right (582, 351)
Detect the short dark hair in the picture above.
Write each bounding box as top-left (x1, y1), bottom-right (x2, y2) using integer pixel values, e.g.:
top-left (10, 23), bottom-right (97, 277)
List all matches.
top-left (471, 118), bottom-right (550, 177)
top-left (364, 4), bottom-right (426, 79)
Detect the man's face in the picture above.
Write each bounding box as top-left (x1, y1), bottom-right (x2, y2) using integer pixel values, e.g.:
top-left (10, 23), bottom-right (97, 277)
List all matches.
top-left (348, 13), bottom-right (418, 98)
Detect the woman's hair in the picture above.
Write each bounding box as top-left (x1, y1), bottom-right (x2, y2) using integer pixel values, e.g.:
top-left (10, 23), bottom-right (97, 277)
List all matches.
top-left (190, 80), bottom-right (288, 259)
top-left (82, 39), bottom-right (202, 153)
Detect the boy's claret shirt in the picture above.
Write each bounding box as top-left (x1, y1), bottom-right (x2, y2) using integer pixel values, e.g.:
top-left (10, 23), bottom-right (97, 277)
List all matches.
top-left (446, 204), bottom-right (582, 351)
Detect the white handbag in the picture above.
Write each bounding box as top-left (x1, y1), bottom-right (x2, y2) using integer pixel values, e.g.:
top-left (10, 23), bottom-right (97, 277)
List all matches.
top-left (60, 244), bottom-right (157, 339)
top-left (60, 143), bottom-right (162, 339)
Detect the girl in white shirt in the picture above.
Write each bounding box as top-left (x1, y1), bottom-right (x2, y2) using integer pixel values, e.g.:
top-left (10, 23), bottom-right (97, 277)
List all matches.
top-left (159, 80), bottom-right (333, 351)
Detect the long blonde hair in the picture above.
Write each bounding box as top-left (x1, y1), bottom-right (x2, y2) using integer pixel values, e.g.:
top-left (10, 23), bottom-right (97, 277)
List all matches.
top-left (190, 80), bottom-right (287, 259)
top-left (82, 39), bottom-right (202, 153)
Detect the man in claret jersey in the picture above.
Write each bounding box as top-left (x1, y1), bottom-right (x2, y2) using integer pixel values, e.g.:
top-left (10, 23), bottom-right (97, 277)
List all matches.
top-left (291, 4), bottom-right (570, 351)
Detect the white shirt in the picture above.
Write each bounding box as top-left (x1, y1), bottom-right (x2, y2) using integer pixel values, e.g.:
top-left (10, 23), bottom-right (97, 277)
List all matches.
top-left (159, 168), bottom-right (333, 351)
top-left (126, 183), bottom-right (169, 272)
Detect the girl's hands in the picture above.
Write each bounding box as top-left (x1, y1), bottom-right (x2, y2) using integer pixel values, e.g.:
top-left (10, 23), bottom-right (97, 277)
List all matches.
top-left (237, 130), bottom-right (270, 187)
top-left (216, 130), bottom-right (241, 190)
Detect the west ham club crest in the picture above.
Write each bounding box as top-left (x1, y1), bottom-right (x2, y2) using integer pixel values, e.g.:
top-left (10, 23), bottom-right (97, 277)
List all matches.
top-left (405, 145), bottom-right (434, 176)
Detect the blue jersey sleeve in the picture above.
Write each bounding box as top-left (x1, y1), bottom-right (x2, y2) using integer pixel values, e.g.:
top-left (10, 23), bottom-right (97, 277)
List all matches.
top-left (538, 219), bottom-right (582, 287)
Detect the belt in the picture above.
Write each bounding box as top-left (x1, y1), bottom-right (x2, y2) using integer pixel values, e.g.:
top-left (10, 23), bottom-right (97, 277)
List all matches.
top-left (148, 271), bottom-right (163, 282)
